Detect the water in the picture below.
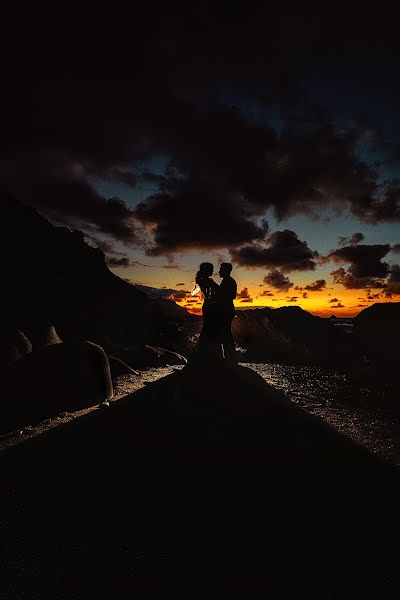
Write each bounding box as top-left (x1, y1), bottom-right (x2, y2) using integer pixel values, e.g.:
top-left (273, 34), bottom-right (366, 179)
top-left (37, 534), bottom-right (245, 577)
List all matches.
top-left (243, 363), bottom-right (400, 466)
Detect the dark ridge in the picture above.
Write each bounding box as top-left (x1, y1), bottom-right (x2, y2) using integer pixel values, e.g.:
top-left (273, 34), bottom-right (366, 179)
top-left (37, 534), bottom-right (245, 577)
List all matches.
top-left (232, 305), bottom-right (350, 365)
top-left (0, 198), bottom-right (197, 360)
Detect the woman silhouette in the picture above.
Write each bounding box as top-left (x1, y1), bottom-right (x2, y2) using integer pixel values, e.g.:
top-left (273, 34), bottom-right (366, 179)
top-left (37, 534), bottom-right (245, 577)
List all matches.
top-left (194, 262), bottom-right (222, 358)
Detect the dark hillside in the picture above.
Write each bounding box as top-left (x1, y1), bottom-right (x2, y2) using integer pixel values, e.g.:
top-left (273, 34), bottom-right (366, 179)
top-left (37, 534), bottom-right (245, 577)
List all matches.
top-left (0, 199), bottom-right (196, 361)
top-left (233, 306), bottom-right (350, 365)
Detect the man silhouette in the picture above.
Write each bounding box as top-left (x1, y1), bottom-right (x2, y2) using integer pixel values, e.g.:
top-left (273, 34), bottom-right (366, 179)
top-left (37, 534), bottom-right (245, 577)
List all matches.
top-left (218, 262), bottom-right (237, 362)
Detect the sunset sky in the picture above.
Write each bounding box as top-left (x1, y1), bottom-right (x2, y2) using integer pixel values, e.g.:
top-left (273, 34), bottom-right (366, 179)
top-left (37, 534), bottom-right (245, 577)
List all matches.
top-left (3, 3), bottom-right (400, 317)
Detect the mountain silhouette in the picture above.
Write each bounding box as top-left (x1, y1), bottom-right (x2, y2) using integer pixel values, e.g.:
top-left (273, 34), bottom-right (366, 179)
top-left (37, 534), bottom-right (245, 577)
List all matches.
top-left (0, 198), bottom-right (196, 367)
top-left (232, 306), bottom-right (350, 365)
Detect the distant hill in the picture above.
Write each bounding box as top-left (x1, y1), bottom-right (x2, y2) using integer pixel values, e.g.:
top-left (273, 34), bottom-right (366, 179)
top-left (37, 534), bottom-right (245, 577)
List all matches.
top-left (354, 302), bottom-right (400, 325)
top-left (135, 284), bottom-right (192, 319)
top-left (232, 305), bottom-right (351, 365)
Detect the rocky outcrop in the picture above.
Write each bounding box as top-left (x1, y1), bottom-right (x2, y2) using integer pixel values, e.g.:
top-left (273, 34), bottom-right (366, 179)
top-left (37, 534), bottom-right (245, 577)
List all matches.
top-left (0, 327), bottom-right (32, 370)
top-left (19, 321), bottom-right (63, 350)
top-left (0, 198), bottom-right (193, 367)
top-left (1, 341), bottom-right (113, 433)
top-left (353, 302), bottom-right (400, 381)
top-left (233, 306), bottom-right (348, 365)
top-left (354, 302), bottom-right (400, 333)
top-left (0, 199), bottom-right (155, 348)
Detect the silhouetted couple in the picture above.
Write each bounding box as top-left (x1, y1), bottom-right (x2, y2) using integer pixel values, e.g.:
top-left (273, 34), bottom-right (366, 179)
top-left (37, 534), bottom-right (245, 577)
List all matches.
top-left (195, 262), bottom-right (237, 362)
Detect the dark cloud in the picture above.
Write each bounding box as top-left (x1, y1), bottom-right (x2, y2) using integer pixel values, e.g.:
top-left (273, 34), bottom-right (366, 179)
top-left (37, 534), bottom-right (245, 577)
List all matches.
top-left (329, 298), bottom-right (340, 303)
top-left (87, 234), bottom-right (147, 269)
top-left (356, 183), bottom-right (400, 224)
top-left (263, 269), bottom-right (293, 291)
top-left (1, 157), bottom-right (139, 242)
top-left (168, 290), bottom-right (190, 302)
top-left (330, 267), bottom-right (385, 289)
top-left (138, 112), bottom-right (400, 249)
top-left (136, 178), bottom-right (268, 255)
top-left (302, 292), bottom-right (308, 298)
top-left (87, 236), bottom-right (117, 255)
top-left (331, 303), bottom-right (345, 308)
top-left (389, 264), bottom-right (400, 282)
top-left (260, 290), bottom-right (275, 297)
top-left (86, 235), bottom-right (135, 268)
top-left (384, 264), bottom-right (400, 297)
top-left (176, 282), bottom-right (185, 286)
top-left (237, 287), bottom-right (253, 303)
top-left (326, 244), bottom-right (390, 278)
top-left (134, 284), bottom-right (189, 301)
top-left (2, 5), bottom-right (400, 258)
top-left (286, 296), bottom-right (299, 302)
top-left (325, 243), bottom-right (391, 289)
top-left (107, 256), bottom-right (130, 267)
top-left (304, 279), bottom-right (326, 291)
top-left (338, 232), bottom-right (364, 247)
top-left (231, 230), bottom-right (317, 272)
top-left (162, 264), bottom-right (184, 270)
top-left (366, 291), bottom-right (382, 300)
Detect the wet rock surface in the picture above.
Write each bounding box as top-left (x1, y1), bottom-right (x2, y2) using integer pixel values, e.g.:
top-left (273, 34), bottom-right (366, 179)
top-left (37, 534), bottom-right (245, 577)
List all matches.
top-left (247, 363), bottom-right (400, 466)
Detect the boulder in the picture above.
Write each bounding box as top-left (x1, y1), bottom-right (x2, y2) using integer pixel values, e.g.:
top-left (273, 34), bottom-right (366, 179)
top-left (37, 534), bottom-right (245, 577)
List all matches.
top-left (21, 321), bottom-right (63, 350)
top-left (1, 341), bottom-right (113, 433)
top-left (0, 327), bottom-right (32, 371)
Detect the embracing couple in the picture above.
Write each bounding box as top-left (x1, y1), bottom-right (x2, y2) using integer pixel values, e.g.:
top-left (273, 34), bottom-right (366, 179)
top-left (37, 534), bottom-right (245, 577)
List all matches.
top-left (194, 262), bottom-right (237, 362)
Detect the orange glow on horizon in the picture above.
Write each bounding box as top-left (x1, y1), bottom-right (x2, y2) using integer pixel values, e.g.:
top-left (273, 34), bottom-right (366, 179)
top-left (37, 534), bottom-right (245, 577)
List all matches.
top-left (114, 266), bottom-right (399, 319)
top-left (175, 286), bottom-right (399, 318)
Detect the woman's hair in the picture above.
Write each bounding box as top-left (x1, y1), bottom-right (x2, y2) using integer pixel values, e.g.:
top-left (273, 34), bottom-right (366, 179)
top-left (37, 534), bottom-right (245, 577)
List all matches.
top-left (195, 262), bottom-right (214, 285)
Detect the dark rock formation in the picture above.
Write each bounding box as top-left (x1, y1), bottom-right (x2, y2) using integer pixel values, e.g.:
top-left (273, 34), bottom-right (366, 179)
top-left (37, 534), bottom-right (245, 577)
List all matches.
top-left (20, 321), bottom-right (63, 350)
top-left (0, 198), bottom-right (194, 366)
top-left (1, 198), bottom-right (153, 349)
top-left (354, 302), bottom-right (400, 336)
top-left (353, 302), bottom-right (400, 385)
top-left (233, 306), bottom-right (348, 365)
top-left (0, 327), bottom-right (32, 370)
top-left (1, 341), bottom-right (113, 433)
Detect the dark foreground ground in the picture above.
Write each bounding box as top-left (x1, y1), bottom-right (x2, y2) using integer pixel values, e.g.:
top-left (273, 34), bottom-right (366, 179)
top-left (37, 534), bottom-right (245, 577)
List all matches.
top-left (1, 361), bottom-right (400, 599)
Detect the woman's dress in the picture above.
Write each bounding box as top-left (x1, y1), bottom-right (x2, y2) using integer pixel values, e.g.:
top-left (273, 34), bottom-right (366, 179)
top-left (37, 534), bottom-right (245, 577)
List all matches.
top-left (196, 279), bottom-right (222, 359)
